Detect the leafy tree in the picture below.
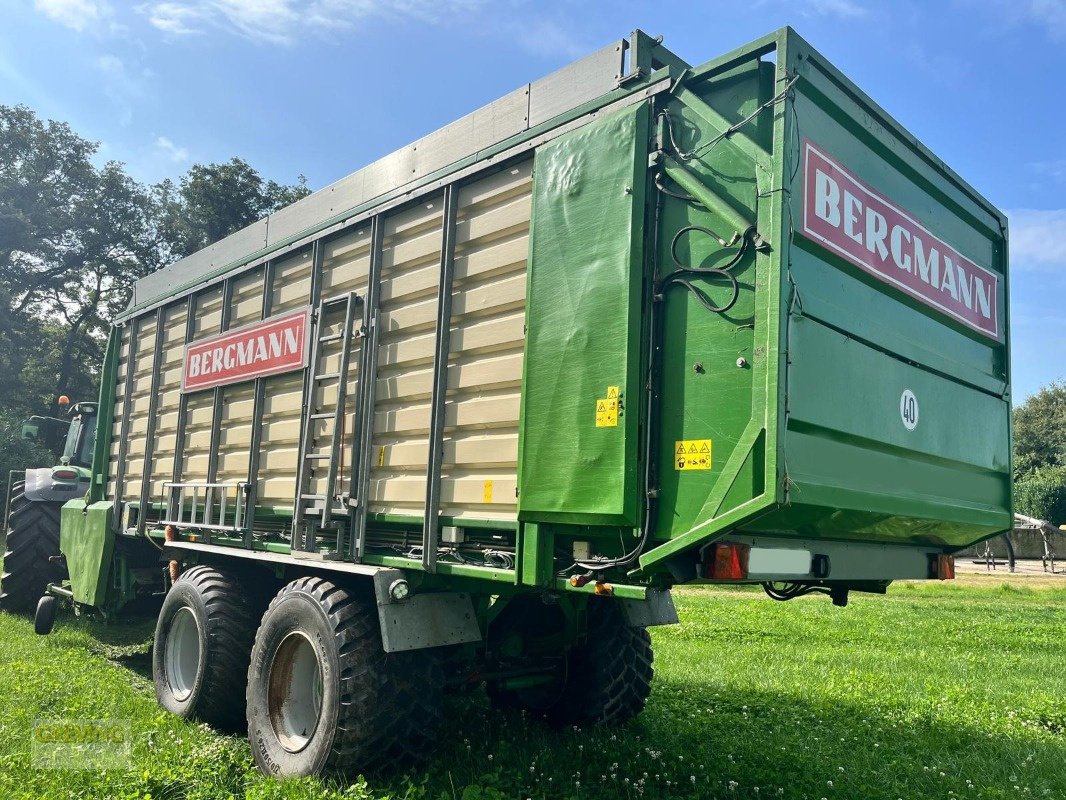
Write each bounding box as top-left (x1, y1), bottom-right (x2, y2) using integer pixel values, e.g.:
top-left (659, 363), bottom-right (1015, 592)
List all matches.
top-left (0, 105), bottom-right (309, 501)
top-left (1014, 466), bottom-right (1066, 525)
top-left (1013, 382), bottom-right (1066, 479)
top-left (153, 158), bottom-right (309, 260)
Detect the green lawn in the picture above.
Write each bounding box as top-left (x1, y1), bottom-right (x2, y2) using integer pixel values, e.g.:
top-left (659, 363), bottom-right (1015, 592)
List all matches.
top-left (0, 578), bottom-right (1063, 799)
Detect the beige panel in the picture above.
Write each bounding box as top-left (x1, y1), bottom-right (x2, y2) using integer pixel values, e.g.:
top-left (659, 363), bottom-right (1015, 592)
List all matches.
top-left (271, 249), bottom-right (312, 313)
top-left (148, 303), bottom-right (188, 502)
top-left (121, 313), bottom-right (159, 503)
top-left (230, 266), bottom-right (264, 327)
top-left (257, 373), bottom-right (303, 506)
top-left (367, 196), bottom-right (444, 516)
top-left (216, 384), bottom-right (255, 485)
top-left (107, 325), bottom-right (132, 500)
top-left (181, 392), bottom-right (215, 484)
top-left (440, 160), bottom-right (531, 520)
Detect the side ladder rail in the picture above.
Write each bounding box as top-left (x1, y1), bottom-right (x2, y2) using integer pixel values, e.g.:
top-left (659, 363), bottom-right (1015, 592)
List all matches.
top-left (292, 291), bottom-right (361, 547)
top-left (349, 215), bottom-right (385, 561)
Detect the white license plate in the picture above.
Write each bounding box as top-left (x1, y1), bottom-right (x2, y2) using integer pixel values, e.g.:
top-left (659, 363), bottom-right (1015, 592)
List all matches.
top-left (747, 547), bottom-right (812, 576)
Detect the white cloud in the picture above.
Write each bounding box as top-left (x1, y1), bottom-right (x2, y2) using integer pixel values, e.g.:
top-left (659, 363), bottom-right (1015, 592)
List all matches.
top-left (803, 0), bottom-right (867, 16)
top-left (1008, 209), bottom-right (1066, 270)
top-left (137, 0), bottom-right (486, 45)
top-left (94, 54), bottom-right (154, 126)
top-left (154, 135), bottom-right (190, 163)
top-left (1030, 0), bottom-right (1066, 39)
top-left (33, 0), bottom-right (108, 31)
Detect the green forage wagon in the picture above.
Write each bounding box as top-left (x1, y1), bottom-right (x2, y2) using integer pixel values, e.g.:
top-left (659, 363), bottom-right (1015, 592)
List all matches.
top-left (6, 28), bottom-right (1010, 777)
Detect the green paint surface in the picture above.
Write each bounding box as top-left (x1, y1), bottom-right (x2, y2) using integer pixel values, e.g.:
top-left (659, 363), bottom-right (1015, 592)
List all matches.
top-left (517, 102), bottom-right (649, 526)
top-left (60, 500), bottom-right (115, 607)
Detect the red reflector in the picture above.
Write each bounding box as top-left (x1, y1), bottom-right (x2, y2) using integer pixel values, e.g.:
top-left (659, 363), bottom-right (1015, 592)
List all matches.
top-left (52, 469), bottom-right (78, 480)
top-left (705, 543), bottom-right (750, 580)
top-left (936, 554), bottom-right (955, 580)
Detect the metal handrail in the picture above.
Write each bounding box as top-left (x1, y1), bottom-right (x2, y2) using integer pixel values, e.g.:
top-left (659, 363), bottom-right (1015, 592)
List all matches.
top-left (159, 481), bottom-right (249, 533)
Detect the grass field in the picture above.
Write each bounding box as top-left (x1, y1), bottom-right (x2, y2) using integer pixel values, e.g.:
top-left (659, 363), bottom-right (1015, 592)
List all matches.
top-left (0, 577), bottom-right (1063, 800)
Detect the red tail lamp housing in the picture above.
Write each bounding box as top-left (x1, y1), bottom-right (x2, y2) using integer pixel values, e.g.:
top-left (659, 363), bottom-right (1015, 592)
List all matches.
top-left (931, 554), bottom-right (955, 580)
top-left (703, 543), bottom-right (751, 580)
top-left (52, 468), bottom-right (78, 481)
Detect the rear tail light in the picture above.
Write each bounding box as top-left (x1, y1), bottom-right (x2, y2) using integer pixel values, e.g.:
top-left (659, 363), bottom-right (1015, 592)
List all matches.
top-left (703, 543), bottom-right (750, 580)
top-left (52, 469), bottom-right (78, 481)
top-left (931, 554), bottom-right (955, 580)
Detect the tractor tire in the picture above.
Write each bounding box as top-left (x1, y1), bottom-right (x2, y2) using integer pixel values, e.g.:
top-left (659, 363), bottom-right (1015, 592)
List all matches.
top-left (0, 482), bottom-right (64, 615)
top-left (246, 576), bottom-right (442, 777)
top-left (153, 565), bottom-right (258, 732)
top-left (551, 597), bottom-right (654, 727)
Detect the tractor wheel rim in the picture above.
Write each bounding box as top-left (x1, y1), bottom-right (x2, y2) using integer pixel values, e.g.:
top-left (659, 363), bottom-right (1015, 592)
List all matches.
top-left (267, 631), bottom-right (323, 753)
top-left (164, 606), bottom-right (201, 702)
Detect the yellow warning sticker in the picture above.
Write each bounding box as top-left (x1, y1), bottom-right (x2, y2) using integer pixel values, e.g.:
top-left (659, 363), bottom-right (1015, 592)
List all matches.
top-left (606, 386), bottom-right (620, 399)
top-left (377, 446), bottom-right (386, 467)
top-left (674, 439), bottom-right (712, 470)
top-left (483, 480), bottom-right (493, 503)
top-left (595, 397), bottom-right (618, 427)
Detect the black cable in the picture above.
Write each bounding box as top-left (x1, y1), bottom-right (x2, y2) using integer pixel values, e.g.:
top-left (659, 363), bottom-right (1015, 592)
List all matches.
top-left (659, 224), bottom-right (749, 314)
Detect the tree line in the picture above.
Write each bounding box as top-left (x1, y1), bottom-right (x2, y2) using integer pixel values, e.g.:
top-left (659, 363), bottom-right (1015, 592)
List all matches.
top-left (0, 103), bottom-right (309, 485)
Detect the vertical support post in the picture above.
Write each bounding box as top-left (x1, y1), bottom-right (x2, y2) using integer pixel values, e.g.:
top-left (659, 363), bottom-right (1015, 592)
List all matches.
top-left (112, 317), bottom-right (139, 528)
top-left (135, 307), bottom-right (167, 534)
top-left (349, 215), bottom-right (384, 561)
top-left (168, 296), bottom-right (196, 521)
top-left (243, 260), bottom-right (274, 548)
top-left (422, 186), bottom-right (458, 573)
top-left (293, 241), bottom-right (325, 551)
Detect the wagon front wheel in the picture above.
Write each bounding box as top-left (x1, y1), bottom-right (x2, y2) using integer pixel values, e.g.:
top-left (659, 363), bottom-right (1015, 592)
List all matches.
top-left (152, 565), bottom-right (257, 731)
top-left (246, 577), bottom-right (442, 777)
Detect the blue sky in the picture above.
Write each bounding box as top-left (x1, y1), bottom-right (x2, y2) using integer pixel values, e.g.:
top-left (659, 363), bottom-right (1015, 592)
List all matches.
top-left (2, 0), bottom-right (1064, 401)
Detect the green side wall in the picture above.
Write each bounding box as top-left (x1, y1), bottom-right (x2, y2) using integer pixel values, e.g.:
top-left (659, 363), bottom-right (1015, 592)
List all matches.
top-left (517, 103), bottom-right (650, 527)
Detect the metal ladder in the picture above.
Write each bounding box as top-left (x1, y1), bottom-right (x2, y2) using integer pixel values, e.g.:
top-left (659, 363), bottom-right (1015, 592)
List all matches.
top-left (293, 291), bottom-right (362, 552)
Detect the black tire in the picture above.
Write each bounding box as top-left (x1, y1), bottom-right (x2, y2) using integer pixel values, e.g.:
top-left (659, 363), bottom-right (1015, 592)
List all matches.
top-left (153, 565), bottom-right (257, 731)
top-left (34, 595), bottom-right (58, 635)
top-left (246, 576), bottom-right (442, 778)
top-left (1, 482), bottom-right (64, 615)
top-left (552, 598), bottom-right (654, 726)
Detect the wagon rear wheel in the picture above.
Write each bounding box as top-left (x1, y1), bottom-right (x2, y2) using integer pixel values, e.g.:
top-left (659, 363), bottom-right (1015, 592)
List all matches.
top-left (551, 598), bottom-right (654, 726)
top-left (246, 577), bottom-right (442, 777)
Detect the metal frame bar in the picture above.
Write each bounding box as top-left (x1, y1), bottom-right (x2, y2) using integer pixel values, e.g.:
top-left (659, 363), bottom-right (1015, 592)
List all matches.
top-left (349, 215), bottom-right (384, 560)
top-left (112, 317), bottom-right (139, 526)
top-left (243, 260), bottom-right (274, 547)
top-left (160, 481), bottom-right (248, 533)
top-left (322, 291), bottom-right (360, 532)
top-left (135, 306), bottom-right (166, 533)
top-left (292, 241), bottom-right (325, 551)
top-left (421, 186), bottom-right (458, 573)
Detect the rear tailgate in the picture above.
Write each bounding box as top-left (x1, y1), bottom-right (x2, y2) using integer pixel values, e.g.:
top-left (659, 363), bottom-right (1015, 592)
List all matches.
top-left (778, 44), bottom-right (1010, 548)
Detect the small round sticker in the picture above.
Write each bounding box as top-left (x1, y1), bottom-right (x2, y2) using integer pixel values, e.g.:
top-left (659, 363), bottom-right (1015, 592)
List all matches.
top-left (900, 389), bottom-right (919, 431)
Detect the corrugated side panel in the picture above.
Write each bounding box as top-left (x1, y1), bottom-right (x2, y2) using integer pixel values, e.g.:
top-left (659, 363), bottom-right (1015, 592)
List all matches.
top-left (257, 250), bottom-right (312, 506)
top-left (147, 304), bottom-right (188, 500)
top-left (368, 197), bottom-right (445, 517)
top-left (106, 325), bottom-right (131, 500)
top-left (312, 229), bottom-right (372, 502)
top-left (215, 269), bottom-right (264, 488)
top-left (440, 160), bottom-right (532, 520)
top-left (180, 286), bottom-right (224, 485)
top-left (121, 313), bottom-right (158, 503)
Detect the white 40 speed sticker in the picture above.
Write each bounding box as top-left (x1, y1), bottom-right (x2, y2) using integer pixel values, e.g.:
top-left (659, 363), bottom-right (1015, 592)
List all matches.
top-left (900, 389), bottom-right (919, 431)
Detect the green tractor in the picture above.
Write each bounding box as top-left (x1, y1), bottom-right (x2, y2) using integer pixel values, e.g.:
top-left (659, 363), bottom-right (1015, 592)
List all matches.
top-left (1, 400), bottom-right (97, 617)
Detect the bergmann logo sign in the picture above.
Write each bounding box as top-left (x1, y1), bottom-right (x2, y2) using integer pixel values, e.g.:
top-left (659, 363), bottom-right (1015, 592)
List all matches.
top-left (801, 140), bottom-right (1000, 340)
